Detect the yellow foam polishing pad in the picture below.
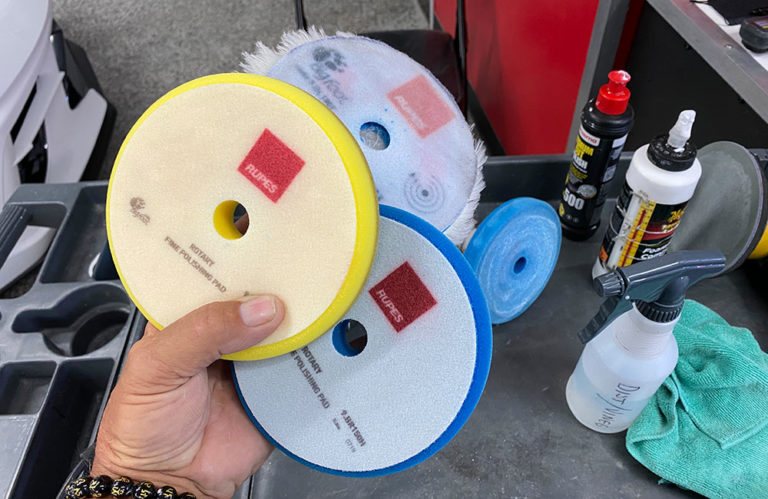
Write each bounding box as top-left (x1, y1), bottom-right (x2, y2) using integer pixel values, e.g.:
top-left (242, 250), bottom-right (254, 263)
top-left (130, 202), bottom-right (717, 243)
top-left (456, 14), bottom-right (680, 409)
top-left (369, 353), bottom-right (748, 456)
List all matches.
top-left (750, 227), bottom-right (768, 260)
top-left (106, 73), bottom-right (378, 360)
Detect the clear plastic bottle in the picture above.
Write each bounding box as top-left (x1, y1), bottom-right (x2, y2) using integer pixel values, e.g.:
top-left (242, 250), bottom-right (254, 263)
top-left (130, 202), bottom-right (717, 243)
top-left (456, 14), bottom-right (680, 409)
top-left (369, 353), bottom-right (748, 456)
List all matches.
top-left (568, 251), bottom-right (725, 433)
top-left (566, 303), bottom-right (679, 433)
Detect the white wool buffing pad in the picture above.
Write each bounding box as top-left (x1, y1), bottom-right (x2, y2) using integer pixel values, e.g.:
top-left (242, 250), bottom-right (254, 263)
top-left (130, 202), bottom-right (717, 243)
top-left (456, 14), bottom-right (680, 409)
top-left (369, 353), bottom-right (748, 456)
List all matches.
top-left (107, 73), bottom-right (378, 360)
top-left (232, 206), bottom-right (492, 476)
top-left (243, 31), bottom-right (485, 244)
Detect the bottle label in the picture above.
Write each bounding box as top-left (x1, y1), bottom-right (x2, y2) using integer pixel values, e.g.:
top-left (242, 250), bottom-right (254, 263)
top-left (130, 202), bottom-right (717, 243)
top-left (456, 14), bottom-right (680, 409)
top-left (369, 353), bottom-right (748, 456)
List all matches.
top-left (594, 381), bottom-right (643, 430)
top-left (558, 126), bottom-right (627, 231)
top-left (568, 357), bottom-right (653, 432)
top-left (598, 183), bottom-right (688, 269)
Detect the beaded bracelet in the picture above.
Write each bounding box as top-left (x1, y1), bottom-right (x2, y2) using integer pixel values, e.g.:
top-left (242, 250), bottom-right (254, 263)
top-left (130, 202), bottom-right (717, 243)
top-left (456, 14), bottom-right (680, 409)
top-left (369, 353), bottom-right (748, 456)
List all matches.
top-left (64, 474), bottom-right (197, 499)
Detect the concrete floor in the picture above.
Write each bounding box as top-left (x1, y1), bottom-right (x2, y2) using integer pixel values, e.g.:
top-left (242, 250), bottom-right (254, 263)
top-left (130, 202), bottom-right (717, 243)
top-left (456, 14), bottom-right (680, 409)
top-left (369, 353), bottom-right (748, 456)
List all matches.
top-left (51, 0), bottom-right (428, 178)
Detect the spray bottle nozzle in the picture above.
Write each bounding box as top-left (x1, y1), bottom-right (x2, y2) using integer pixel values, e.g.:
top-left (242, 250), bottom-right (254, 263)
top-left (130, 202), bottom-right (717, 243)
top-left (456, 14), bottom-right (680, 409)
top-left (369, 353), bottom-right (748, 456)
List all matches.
top-left (667, 110), bottom-right (696, 150)
top-left (593, 272), bottom-right (624, 297)
top-left (595, 70), bottom-right (631, 115)
top-left (578, 250), bottom-right (725, 343)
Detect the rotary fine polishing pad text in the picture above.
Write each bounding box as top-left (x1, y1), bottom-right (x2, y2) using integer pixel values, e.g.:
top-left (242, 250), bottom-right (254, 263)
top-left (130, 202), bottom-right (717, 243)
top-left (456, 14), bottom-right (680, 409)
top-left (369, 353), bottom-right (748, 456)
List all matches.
top-left (106, 73), bottom-right (378, 360)
top-left (233, 206), bottom-right (492, 476)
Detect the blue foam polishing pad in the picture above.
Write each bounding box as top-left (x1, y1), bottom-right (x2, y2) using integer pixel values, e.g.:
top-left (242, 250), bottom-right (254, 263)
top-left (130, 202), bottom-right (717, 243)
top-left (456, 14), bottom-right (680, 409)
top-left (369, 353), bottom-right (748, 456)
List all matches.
top-left (464, 198), bottom-right (561, 324)
top-left (232, 206), bottom-right (492, 476)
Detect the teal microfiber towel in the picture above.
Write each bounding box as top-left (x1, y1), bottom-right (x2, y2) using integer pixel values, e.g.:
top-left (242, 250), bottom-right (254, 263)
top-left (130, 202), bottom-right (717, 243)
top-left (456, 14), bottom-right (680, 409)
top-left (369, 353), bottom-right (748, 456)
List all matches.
top-left (626, 299), bottom-right (768, 498)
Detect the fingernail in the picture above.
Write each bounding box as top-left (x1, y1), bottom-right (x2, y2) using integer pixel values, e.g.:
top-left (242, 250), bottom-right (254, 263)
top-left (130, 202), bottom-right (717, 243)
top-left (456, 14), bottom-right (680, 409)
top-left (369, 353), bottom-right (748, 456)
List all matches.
top-left (240, 296), bottom-right (277, 326)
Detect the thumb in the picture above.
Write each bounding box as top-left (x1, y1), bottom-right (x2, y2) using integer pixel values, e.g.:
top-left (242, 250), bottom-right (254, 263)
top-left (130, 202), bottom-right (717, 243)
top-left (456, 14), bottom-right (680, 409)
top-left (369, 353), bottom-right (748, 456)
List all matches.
top-left (132, 295), bottom-right (284, 384)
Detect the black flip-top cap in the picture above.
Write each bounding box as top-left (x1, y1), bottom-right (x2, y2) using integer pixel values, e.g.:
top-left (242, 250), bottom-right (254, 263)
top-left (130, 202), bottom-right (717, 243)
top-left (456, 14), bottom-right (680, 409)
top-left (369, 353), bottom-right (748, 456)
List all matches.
top-left (647, 134), bottom-right (697, 172)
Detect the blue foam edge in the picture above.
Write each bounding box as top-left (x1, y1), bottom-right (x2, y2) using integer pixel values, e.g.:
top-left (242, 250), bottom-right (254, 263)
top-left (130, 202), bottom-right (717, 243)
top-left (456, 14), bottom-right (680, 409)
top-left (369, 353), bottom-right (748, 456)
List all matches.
top-left (231, 205), bottom-right (492, 477)
top-left (463, 197), bottom-right (561, 324)
top-left (331, 320), bottom-right (359, 357)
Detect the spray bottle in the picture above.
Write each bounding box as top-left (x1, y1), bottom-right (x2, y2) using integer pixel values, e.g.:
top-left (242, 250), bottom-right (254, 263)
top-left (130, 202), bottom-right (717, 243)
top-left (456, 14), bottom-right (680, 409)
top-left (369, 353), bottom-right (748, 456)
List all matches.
top-left (593, 111), bottom-right (701, 278)
top-left (559, 70), bottom-right (634, 241)
top-left (566, 250), bottom-right (725, 433)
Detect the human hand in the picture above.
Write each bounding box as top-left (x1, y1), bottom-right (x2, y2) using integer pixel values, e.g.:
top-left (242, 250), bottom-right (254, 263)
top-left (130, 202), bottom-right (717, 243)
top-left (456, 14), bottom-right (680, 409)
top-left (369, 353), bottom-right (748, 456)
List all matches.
top-left (91, 295), bottom-right (284, 498)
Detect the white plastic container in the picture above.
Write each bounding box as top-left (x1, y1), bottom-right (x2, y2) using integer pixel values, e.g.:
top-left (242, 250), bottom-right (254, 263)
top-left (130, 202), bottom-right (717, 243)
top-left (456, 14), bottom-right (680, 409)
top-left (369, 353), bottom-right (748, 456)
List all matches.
top-left (594, 111), bottom-right (701, 278)
top-left (565, 303), bottom-right (679, 433)
top-left (0, 0), bottom-right (110, 290)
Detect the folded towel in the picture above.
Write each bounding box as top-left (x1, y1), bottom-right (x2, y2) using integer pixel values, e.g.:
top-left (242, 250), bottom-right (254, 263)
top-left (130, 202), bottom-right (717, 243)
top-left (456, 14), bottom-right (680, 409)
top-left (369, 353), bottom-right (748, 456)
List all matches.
top-left (626, 300), bottom-right (768, 498)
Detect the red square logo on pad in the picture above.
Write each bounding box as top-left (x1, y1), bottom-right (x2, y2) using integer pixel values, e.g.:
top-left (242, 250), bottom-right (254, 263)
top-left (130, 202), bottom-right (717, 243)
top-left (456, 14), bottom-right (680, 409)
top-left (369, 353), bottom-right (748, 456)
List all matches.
top-left (369, 262), bottom-right (437, 332)
top-left (387, 75), bottom-right (455, 138)
top-left (238, 129), bottom-right (305, 202)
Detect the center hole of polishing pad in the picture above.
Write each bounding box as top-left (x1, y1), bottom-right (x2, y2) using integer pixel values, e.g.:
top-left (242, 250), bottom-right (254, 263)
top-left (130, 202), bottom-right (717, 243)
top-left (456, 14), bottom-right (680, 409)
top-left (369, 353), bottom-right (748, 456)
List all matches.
top-left (332, 319), bottom-right (368, 357)
top-left (513, 257), bottom-right (527, 274)
top-left (359, 122), bottom-right (390, 150)
top-left (213, 200), bottom-right (249, 240)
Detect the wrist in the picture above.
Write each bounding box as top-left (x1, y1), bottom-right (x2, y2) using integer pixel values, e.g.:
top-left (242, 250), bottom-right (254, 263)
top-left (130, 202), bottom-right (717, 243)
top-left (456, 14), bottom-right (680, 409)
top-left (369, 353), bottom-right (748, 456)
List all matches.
top-left (90, 455), bottom-right (207, 499)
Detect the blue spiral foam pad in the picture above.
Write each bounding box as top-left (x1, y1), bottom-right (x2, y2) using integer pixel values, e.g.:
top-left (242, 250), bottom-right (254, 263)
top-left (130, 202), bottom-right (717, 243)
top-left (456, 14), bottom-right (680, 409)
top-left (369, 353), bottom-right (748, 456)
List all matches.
top-left (464, 198), bottom-right (561, 324)
top-left (232, 205), bottom-right (492, 476)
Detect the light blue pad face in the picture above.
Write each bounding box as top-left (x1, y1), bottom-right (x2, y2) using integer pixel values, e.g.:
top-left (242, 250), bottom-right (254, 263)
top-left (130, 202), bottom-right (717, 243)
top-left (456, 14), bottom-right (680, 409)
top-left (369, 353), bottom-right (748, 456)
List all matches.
top-left (266, 36), bottom-right (477, 232)
top-left (464, 198), bottom-right (561, 324)
top-left (232, 206), bottom-right (492, 476)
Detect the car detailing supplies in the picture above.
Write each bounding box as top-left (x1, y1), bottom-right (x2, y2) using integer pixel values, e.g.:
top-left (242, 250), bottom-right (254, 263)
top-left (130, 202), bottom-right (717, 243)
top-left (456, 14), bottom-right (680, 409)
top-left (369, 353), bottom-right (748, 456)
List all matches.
top-left (233, 206), bottom-right (492, 476)
top-left (669, 142), bottom-right (768, 272)
top-left (1, 0), bottom-right (115, 291)
top-left (242, 28), bottom-right (485, 245)
top-left (558, 70), bottom-right (633, 241)
top-left (463, 197), bottom-right (561, 323)
top-left (594, 111), bottom-right (701, 278)
top-left (627, 300), bottom-right (768, 498)
top-left (566, 250), bottom-right (725, 433)
top-left (106, 73), bottom-right (378, 361)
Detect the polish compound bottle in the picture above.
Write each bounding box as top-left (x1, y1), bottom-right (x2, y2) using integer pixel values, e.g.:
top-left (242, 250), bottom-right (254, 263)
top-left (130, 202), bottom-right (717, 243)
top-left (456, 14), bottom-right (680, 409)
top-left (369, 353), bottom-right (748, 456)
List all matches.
top-left (559, 70), bottom-right (634, 240)
top-left (566, 251), bottom-right (725, 433)
top-left (593, 110), bottom-right (701, 278)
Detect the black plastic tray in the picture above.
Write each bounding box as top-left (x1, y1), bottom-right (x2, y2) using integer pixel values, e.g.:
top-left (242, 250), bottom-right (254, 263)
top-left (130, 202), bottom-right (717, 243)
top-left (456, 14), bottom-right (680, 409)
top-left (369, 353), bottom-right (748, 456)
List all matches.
top-left (0, 182), bottom-right (142, 499)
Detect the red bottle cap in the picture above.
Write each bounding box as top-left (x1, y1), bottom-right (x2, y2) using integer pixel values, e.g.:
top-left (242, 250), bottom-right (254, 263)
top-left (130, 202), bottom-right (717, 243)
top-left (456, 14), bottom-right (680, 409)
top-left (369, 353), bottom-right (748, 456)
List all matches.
top-left (595, 70), bottom-right (631, 115)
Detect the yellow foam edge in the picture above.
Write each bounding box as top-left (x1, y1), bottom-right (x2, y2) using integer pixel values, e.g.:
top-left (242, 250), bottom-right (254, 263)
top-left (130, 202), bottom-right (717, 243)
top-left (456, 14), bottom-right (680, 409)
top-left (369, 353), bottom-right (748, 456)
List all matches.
top-left (106, 73), bottom-right (378, 361)
top-left (749, 225), bottom-right (768, 260)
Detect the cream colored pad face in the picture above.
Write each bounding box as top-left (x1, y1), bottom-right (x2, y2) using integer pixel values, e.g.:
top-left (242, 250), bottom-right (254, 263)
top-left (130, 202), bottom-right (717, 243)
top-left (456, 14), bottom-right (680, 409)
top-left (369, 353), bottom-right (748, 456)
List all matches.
top-left (107, 74), bottom-right (378, 360)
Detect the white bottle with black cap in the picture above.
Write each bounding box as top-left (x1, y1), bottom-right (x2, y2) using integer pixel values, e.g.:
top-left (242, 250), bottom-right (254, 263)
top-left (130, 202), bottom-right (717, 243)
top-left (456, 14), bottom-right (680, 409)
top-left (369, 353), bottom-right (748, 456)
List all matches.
top-left (593, 111), bottom-right (701, 278)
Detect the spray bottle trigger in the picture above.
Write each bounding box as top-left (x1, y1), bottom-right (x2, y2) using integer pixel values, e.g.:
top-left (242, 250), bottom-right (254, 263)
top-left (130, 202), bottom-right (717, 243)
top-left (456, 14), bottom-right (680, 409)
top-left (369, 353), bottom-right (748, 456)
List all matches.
top-left (577, 271), bottom-right (632, 343)
top-left (578, 294), bottom-right (635, 344)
